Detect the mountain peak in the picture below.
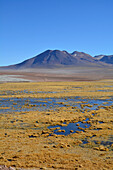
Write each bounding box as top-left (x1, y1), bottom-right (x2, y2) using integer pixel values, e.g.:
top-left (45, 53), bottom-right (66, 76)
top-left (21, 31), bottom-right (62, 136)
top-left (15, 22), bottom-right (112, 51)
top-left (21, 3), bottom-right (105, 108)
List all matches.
top-left (0, 49), bottom-right (112, 69)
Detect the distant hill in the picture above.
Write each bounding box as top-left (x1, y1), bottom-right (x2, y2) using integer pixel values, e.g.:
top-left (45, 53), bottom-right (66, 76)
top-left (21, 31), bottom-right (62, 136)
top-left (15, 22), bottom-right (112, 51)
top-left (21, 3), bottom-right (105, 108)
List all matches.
top-left (0, 50), bottom-right (112, 69)
top-left (94, 55), bottom-right (113, 64)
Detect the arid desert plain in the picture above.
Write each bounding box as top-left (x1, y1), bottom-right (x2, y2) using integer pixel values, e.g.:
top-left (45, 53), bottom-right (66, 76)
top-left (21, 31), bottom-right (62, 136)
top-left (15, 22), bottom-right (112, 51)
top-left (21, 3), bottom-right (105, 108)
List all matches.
top-left (0, 68), bottom-right (113, 170)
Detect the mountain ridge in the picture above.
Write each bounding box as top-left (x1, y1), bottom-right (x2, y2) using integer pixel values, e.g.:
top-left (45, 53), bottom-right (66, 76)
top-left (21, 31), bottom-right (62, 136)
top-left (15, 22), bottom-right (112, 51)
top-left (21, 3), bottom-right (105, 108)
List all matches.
top-left (94, 55), bottom-right (113, 64)
top-left (0, 50), bottom-right (113, 69)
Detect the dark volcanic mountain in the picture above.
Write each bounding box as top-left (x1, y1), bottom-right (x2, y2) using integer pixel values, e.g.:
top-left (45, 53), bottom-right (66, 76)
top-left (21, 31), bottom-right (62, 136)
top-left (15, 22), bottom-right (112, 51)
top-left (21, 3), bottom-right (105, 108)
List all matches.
top-left (71, 51), bottom-right (98, 64)
top-left (0, 50), bottom-right (112, 69)
top-left (94, 55), bottom-right (113, 64)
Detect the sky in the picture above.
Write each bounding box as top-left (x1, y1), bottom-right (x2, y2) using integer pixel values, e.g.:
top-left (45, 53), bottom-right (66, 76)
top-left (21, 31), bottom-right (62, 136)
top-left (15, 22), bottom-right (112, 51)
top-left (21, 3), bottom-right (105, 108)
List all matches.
top-left (0, 0), bottom-right (113, 66)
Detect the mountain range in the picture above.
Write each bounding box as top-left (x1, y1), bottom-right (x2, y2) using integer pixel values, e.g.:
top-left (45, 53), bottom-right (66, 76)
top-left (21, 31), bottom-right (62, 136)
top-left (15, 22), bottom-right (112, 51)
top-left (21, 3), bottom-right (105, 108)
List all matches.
top-left (0, 50), bottom-right (113, 69)
top-left (94, 55), bottom-right (113, 64)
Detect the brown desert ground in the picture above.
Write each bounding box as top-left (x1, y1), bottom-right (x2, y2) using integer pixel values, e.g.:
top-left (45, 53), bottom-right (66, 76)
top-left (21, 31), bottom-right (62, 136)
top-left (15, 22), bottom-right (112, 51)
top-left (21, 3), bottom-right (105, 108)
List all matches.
top-left (0, 66), bottom-right (113, 82)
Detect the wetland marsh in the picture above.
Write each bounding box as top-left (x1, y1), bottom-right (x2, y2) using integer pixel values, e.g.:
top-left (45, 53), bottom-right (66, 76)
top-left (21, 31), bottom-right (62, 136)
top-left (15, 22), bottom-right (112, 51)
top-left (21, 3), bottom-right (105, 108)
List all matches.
top-left (0, 81), bottom-right (113, 169)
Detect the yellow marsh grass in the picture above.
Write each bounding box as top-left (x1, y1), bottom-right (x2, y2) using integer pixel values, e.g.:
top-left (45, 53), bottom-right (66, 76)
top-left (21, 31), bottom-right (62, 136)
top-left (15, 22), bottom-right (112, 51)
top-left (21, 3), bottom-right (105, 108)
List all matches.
top-left (0, 80), bottom-right (113, 98)
top-left (0, 80), bottom-right (113, 169)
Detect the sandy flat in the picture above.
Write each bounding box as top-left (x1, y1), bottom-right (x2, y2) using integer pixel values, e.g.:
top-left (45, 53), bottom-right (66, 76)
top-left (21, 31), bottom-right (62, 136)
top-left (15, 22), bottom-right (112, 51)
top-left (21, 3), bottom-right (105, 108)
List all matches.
top-left (0, 66), bottom-right (113, 82)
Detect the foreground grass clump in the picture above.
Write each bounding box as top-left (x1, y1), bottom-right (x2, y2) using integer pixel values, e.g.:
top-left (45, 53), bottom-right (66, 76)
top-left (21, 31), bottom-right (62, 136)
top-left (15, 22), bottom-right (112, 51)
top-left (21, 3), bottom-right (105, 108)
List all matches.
top-left (0, 80), bottom-right (113, 169)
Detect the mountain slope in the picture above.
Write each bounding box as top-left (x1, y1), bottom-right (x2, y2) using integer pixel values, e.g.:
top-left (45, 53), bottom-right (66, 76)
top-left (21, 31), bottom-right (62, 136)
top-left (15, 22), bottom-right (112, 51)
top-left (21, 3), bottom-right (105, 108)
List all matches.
top-left (94, 55), bottom-right (105, 60)
top-left (100, 55), bottom-right (113, 64)
top-left (94, 55), bottom-right (113, 64)
top-left (71, 51), bottom-right (100, 64)
top-left (0, 50), bottom-right (112, 69)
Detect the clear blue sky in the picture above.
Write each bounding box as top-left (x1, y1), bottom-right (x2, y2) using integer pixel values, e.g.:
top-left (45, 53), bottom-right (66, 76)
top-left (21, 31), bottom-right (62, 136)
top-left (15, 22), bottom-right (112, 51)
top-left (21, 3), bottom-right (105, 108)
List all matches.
top-left (0, 0), bottom-right (113, 66)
